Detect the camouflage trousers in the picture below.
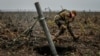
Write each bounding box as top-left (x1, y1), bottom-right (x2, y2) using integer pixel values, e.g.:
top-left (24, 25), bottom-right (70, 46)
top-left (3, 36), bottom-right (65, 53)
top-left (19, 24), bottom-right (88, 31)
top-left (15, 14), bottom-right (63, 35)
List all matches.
top-left (55, 19), bottom-right (67, 37)
top-left (55, 19), bottom-right (77, 39)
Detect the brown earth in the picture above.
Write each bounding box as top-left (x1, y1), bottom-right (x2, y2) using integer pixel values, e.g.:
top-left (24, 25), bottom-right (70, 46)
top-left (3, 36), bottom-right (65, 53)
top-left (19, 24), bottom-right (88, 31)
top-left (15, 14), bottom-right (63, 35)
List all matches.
top-left (0, 11), bottom-right (100, 56)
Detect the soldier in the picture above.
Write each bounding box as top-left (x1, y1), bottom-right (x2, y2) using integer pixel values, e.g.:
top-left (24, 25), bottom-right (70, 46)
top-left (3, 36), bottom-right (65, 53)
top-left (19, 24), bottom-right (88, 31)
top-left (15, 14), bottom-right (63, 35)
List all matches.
top-left (54, 9), bottom-right (78, 41)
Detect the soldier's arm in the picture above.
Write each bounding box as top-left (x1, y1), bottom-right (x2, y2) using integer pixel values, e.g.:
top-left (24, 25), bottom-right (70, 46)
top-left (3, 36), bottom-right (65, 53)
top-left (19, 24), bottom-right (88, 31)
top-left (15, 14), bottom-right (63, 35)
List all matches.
top-left (69, 18), bottom-right (75, 23)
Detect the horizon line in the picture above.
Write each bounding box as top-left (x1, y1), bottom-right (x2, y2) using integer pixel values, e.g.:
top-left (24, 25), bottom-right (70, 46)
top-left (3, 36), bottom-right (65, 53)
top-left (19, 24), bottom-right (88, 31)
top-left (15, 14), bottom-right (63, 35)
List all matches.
top-left (0, 9), bottom-right (100, 12)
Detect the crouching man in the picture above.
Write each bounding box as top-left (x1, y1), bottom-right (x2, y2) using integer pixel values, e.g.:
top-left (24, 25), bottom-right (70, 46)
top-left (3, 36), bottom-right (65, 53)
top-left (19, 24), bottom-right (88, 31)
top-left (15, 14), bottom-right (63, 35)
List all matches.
top-left (54, 9), bottom-right (78, 41)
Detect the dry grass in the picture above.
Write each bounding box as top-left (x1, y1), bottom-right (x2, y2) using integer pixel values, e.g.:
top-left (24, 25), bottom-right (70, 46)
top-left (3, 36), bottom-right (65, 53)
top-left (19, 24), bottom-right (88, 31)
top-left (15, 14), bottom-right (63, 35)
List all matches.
top-left (0, 11), bottom-right (100, 56)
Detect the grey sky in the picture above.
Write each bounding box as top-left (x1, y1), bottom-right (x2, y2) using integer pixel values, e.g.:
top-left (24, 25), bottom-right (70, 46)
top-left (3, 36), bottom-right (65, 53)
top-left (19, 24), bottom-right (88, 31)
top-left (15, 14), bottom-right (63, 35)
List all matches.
top-left (0, 0), bottom-right (100, 11)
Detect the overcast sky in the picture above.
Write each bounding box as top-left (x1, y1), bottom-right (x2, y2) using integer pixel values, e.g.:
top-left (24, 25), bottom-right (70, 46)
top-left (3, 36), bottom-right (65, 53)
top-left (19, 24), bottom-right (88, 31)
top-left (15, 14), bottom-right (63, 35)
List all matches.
top-left (0, 0), bottom-right (100, 11)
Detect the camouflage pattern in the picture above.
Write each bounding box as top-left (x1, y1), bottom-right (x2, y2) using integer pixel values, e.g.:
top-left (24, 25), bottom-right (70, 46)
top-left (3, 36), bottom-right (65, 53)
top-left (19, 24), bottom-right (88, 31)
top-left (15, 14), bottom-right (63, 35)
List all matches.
top-left (54, 9), bottom-right (74, 38)
top-left (54, 9), bottom-right (71, 24)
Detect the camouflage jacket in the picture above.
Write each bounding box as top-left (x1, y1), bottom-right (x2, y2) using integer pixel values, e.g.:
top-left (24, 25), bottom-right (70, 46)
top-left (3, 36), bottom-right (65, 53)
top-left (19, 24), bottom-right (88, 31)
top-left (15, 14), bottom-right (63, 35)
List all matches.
top-left (54, 9), bottom-right (72, 24)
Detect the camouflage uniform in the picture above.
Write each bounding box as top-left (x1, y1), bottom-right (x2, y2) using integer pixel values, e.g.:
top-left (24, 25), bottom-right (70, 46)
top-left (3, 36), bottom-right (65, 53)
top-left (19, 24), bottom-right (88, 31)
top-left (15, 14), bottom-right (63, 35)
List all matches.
top-left (54, 9), bottom-right (72, 28)
top-left (54, 9), bottom-right (77, 41)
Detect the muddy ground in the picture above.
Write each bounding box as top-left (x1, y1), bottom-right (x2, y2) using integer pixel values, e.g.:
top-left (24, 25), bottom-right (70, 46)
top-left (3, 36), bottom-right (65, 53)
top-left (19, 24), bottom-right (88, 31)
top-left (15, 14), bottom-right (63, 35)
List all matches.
top-left (0, 11), bottom-right (100, 56)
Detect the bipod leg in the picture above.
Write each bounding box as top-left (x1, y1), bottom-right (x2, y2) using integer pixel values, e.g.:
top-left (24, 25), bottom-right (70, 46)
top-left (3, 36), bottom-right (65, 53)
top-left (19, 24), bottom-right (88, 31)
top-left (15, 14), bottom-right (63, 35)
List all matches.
top-left (23, 19), bottom-right (38, 37)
